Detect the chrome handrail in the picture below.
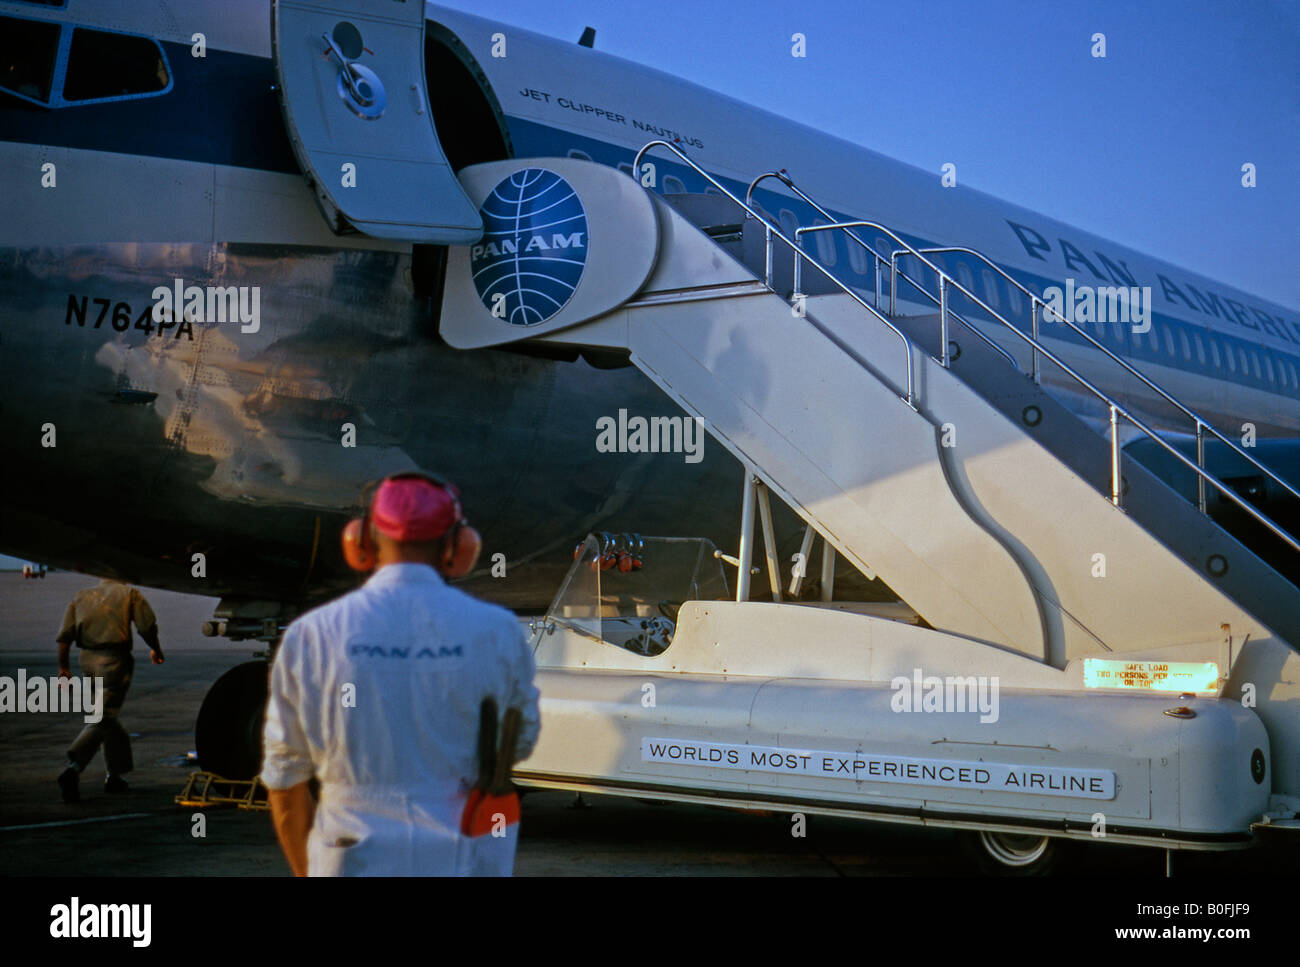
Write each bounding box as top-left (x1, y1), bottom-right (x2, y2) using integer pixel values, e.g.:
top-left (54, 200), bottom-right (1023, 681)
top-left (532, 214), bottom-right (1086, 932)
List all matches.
top-left (897, 253), bottom-right (1299, 548)
top-left (749, 170), bottom-right (890, 304)
top-left (654, 148), bottom-right (1299, 553)
top-left (795, 221), bottom-right (1020, 373)
top-left (890, 245), bottom-right (1300, 547)
top-left (747, 171), bottom-right (1018, 372)
top-left (633, 141), bottom-right (918, 408)
top-left (916, 245), bottom-right (1300, 511)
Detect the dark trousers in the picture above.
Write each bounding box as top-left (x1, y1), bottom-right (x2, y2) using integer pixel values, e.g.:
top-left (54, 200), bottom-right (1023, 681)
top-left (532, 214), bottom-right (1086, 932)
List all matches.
top-left (67, 649), bottom-right (135, 776)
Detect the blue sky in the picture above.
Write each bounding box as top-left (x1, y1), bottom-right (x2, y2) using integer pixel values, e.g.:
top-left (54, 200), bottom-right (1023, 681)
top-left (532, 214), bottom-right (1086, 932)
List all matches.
top-left (437, 0), bottom-right (1299, 310)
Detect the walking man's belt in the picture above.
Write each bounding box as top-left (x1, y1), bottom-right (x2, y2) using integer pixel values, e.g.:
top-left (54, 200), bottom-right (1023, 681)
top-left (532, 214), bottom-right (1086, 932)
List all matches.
top-left (79, 640), bottom-right (131, 651)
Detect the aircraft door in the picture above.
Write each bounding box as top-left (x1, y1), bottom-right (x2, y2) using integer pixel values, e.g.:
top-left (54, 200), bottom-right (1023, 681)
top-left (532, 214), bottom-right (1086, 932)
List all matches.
top-left (272, 0), bottom-right (482, 243)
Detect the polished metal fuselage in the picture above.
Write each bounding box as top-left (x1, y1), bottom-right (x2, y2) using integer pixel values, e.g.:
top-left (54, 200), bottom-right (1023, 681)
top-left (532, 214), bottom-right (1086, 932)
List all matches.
top-left (0, 238), bottom-right (747, 611)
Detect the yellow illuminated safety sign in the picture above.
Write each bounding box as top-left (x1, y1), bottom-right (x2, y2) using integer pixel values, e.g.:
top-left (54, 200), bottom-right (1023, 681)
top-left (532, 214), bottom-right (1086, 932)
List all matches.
top-left (1083, 659), bottom-right (1219, 692)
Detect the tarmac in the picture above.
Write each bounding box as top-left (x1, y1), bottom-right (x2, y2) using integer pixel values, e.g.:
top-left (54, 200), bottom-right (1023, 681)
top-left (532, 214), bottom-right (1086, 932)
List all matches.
top-left (1, 571), bottom-right (1293, 877)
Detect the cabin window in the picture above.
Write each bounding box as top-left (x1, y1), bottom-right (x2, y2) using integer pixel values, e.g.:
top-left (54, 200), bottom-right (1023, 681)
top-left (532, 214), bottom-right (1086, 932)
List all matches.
top-left (1208, 338), bottom-right (1221, 368)
top-left (1225, 343), bottom-right (1236, 372)
top-left (1114, 323), bottom-right (1127, 345)
top-left (1192, 333), bottom-right (1206, 365)
top-left (1147, 327), bottom-right (1160, 353)
top-left (0, 15), bottom-right (60, 104)
top-left (1162, 328), bottom-right (1176, 356)
top-left (1006, 280), bottom-right (1023, 318)
top-left (981, 269), bottom-right (1000, 310)
top-left (1263, 355), bottom-right (1275, 383)
top-left (847, 232), bottom-right (869, 275)
top-left (63, 26), bottom-right (169, 102)
top-left (662, 175), bottom-right (687, 194)
top-left (1238, 347), bottom-right (1250, 375)
top-left (1178, 330), bottom-right (1192, 361)
top-left (566, 149), bottom-right (593, 161)
top-left (1288, 361), bottom-right (1299, 389)
top-left (779, 209), bottom-right (800, 248)
top-left (957, 263), bottom-right (975, 299)
top-left (812, 219), bottom-right (837, 266)
top-left (1250, 351), bottom-right (1262, 380)
top-left (617, 162), bottom-right (634, 176)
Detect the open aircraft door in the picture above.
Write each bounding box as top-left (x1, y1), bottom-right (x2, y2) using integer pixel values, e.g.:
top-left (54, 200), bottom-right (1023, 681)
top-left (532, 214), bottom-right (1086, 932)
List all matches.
top-left (272, 0), bottom-right (483, 243)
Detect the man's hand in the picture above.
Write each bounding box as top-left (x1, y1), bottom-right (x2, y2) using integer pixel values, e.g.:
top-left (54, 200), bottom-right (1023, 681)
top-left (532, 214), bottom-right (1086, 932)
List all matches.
top-left (150, 650), bottom-right (164, 665)
top-left (57, 641), bottom-right (72, 680)
top-left (58, 665), bottom-right (72, 680)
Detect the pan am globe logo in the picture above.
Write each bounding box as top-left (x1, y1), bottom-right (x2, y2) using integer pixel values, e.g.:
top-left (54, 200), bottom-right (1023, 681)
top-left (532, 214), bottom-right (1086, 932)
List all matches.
top-left (471, 168), bottom-right (588, 326)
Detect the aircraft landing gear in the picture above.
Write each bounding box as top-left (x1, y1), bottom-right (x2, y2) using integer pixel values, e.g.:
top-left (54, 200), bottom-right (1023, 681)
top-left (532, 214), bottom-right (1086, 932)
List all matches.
top-left (194, 661), bottom-right (269, 781)
top-left (960, 830), bottom-right (1061, 876)
top-left (193, 598), bottom-right (294, 780)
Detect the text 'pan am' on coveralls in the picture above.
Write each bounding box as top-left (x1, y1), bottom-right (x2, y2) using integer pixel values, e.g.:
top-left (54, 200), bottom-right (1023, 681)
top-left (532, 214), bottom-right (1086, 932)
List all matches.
top-left (260, 563), bottom-right (541, 876)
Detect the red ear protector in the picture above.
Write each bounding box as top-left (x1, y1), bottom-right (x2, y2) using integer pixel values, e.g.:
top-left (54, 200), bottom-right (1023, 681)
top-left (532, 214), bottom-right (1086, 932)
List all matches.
top-left (342, 471), bottom-right (483, 577)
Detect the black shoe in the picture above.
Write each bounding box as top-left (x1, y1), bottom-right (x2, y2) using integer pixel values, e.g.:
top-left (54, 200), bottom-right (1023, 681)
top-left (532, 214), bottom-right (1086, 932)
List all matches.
top-left (58, 767), bottom-right (80, 803)
top-left (103, 775), bottom-right (129, 794)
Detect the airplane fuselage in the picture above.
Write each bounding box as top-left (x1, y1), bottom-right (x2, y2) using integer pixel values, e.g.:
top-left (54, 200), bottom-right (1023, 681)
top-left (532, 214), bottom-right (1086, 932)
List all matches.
top-left (1, 0), bottom-right (1295, 616)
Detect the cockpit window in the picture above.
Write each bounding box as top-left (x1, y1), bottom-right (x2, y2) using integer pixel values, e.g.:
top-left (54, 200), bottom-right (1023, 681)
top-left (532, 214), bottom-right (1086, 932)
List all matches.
top-left (0, 16), bottom-right (170, 108)
top-left (0, 16), bottom-right (60, 103)
top-left (63, 26), bottom-right (169, 102)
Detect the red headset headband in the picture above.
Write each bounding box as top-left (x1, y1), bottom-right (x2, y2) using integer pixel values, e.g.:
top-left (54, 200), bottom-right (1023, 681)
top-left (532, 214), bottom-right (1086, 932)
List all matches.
top-left (362, 471), bottom-right (465, 542)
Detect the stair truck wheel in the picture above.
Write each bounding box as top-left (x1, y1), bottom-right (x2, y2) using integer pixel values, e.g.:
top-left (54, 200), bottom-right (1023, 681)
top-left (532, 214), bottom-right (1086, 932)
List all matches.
top-left (961, 829), bottom-right (1061, 876)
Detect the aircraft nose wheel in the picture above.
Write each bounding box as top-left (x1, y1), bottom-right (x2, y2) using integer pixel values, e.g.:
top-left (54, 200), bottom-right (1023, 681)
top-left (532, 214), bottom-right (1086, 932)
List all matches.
top-left (194, 660), bottom-right (269, 781)
top-left (961, 830), bottom-right (1061, 876)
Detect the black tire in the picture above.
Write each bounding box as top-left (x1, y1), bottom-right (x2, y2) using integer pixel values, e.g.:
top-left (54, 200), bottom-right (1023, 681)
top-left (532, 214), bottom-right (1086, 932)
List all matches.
top-left (195, 660), bottom-right (269, 780)
top-left (960, 829), bottom-right (1061, 876)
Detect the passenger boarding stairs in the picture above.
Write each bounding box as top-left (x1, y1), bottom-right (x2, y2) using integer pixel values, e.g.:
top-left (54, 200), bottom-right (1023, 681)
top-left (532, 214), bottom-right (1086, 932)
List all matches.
top-left (439, 147), bottom-right (1300, 802)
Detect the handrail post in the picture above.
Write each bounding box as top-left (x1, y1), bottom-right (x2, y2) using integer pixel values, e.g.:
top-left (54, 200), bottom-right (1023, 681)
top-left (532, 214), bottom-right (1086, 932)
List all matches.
top-left (764, 223), bottom-right (773, 289)
top-left (938, 275), bottom-right (950, 367)
top-left (1110, 405), bottom-right (1122, 508)
top-left (874, 256), bottom-right (881, 309)
top-left (889, 253), bottom-right (898, 316)
top-left (792, 236), bottom-right (804, 301)
top-left (1030, 299), bottom-right (1042, 384)
top-left (1196, 421), bottom-right (1207, 514)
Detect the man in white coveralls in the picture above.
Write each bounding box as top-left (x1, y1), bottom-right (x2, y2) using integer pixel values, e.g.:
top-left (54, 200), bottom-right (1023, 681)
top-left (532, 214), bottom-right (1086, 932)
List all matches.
top-left (261, 472), bottom-right (540, 876)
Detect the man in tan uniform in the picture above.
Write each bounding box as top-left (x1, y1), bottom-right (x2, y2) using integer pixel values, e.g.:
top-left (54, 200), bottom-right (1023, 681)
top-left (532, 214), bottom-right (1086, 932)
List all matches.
top-left (55, 578), bottom-right (165, 802)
